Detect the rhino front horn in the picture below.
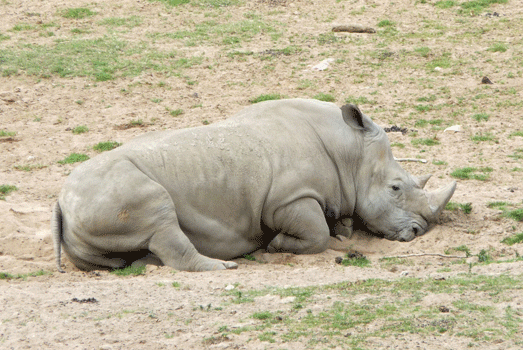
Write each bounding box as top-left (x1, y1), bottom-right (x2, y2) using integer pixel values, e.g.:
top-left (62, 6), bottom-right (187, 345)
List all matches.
top-left (427, 181), bottom-right (457, 221)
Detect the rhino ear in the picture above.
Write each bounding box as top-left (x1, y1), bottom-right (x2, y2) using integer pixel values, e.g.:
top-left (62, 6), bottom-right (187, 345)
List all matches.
top-left (341, 104), bottom-right (375, 131)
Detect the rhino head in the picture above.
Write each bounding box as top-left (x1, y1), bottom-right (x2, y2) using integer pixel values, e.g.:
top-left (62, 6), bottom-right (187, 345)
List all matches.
top-left (342, 104), bottom-right (457, 242)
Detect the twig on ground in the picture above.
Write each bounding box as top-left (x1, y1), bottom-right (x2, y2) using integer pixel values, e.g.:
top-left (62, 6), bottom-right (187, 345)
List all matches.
top-left (382, 253), bottom-right (465, 259)
top-left (332, 25), bottom-right (376, 33)
top-left (394, 157), bottom-right (427, 163)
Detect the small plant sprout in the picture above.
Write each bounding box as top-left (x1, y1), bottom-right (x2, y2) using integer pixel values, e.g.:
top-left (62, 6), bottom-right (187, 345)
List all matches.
top-left (72, 125), bottom-right (89, 134)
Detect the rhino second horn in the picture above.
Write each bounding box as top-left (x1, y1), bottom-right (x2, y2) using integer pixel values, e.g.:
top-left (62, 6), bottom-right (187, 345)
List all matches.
top-left (427, 181), bottom-right (457, 221)
top-left (415, 174), bottom-right (432, 189)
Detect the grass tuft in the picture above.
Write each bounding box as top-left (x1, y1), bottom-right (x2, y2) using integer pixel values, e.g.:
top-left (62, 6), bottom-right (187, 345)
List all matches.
top-left (450, 167), bottom-right (492, 181)
top-left (72, 125), bottom-right (89, 134)
top-left (501, 232), bottom-right (523, 246)
top-left (340, 254), bottom-right (371, 267)
top-left (58, 153), bottom-right (90, 164)
top-left (250, 93), bottom-right (283, 104)
top-left (111, 265), bottom-right (146, 276)
top-left (93, 141), bottom-right (121, 152)
top-left (61, 8), bottom-right (97, 19)
top-left (445, 202), bottom-right (472, 214)
top-left (313, 93), bottom-right (335, 102)
top-left (0, 130), bottom-right (16, 137)
top-left (0, 184), bottom-right (18, 200)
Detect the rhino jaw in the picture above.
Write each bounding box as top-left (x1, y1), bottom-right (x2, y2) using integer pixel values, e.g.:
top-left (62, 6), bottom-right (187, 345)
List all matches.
top-left (427, 181), bottom-right (457, 221)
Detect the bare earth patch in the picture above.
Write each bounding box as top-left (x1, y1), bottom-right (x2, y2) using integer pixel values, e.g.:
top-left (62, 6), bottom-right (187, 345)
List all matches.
top-left (1, 0), bottom-right (522, 349)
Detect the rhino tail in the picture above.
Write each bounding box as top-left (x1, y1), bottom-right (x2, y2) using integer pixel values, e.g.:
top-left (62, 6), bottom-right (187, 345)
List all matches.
top-left (51, 201), bottom-right (65, 273)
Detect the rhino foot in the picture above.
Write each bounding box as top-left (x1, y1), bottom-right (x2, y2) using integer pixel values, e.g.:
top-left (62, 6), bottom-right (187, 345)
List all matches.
top-left (193, 258), bottom-right (238, 271)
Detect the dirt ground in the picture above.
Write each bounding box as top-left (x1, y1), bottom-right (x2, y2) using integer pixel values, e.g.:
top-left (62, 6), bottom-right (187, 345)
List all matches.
top-left (1, 0), bottom-right (522, 349)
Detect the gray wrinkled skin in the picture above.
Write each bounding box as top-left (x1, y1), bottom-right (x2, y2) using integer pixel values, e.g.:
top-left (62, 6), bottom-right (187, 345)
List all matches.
top-left (52, 99), bottom-right (456, 272)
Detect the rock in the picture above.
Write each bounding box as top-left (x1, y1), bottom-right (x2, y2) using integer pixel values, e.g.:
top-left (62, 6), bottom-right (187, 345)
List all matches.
top-left (481, 76), bottom-right (493, 84)
top-left (311, 58), bottom-right (334, 71)
top-left (400, 271), bottom-right (409, 277)
top-left (224, 284), bottom-right (235, 291)
top-left (0, 91), bottom-right (16, 103)
top-left (444, 125), bottom-right (461, 133)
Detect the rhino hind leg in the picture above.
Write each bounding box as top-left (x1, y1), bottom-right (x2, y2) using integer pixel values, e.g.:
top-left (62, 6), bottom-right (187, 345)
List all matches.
top-left (267, 198), bottom-right (330, 254)
top-left (62, 160), bottom-right (237, 272)
top-left (148, 225), bottom-right (238, 271)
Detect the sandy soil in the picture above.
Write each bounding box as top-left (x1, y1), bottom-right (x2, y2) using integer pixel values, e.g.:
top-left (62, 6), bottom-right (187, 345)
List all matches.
top-left (1, 0), bottom-right (522, 349)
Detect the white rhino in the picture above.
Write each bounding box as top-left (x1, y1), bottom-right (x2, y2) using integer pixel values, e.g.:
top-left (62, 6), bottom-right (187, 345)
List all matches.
top-left (52, 99), bottom-right (456, 272)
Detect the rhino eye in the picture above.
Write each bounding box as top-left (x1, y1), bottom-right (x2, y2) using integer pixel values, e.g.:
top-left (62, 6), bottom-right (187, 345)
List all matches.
top-left (392, 185), bottom-right (400, 191)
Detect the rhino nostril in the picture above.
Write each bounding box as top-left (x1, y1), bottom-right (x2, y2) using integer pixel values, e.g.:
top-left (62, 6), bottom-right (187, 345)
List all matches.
top-left (413, 227), bottom-right (419, 236)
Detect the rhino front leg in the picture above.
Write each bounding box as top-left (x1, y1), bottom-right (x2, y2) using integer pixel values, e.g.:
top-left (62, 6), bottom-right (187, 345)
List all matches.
top-left (267, 198), bottom-right (330, 254)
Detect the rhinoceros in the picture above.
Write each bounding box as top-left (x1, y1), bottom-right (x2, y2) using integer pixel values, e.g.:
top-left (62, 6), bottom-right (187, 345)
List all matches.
top-left (52, 98), bottom-right (456, 272)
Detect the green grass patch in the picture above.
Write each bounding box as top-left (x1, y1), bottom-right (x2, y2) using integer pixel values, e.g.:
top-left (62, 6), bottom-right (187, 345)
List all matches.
top-left (432, 160), bottom-right (448, 166)
top-left (345, 96), bottom-right (376, 105)
top-left (477, 249), bottom-right (492, 263)
top-left (391, 142), bottom-right (405, 148)
top-left (12, 23), bottom-right (35, 32)
top-left (169, 108), bottom-right (184, 117)
top-left (243, 254), bottom-right (256, 261)
top-left (470, 132), bottom-right (497, 142)
top-left (196, 0), bottom-right (241, 8)
top-left (313, 93), bottom-right (335, 102)
top-left (0, 36), bottom-right (203, 80)
top-left (505, 208), bottom-right (523, 222)
top-left (449, 245), bottom-right (472, 257)
top-left (0, 130), bottom-right (16, 137)
top-left (151, 0), bottom-right (191, 6)
top-left (411, 137), bottom-right (440, 146)
top-left (72, 125), bottom-right (89, 134)
top-left (250, 93), bottom-right (282, 104)
top-left (434, 0), bottom-right (457, 9)
top-left (508, 149), bottom-right (523, 160)
top-left (340, 254), bottom-right (371, 267)
top-left (509, 131), bottom-right (523, 138)
top-left (221, 274), bottom-right (523, 347)
top-left (252, 311), bottom-right (274, 320)
top-left (0, 184), bottom-right (18, 200)
top-left (93, 141), bottom-right (121, 152)
top-left (60, 8), bottom-right (97, 19)
top-left (111, 265), bottom-right (146, 276)
top-left (414, 119), bottom-right (443, 127)
top-left (164, 18), bottom-right (275, 47)
top-left (487, 202), bottom-right (523, 222)
top-left (0, 270), bottom-right (49, 280)
top-left (98, 16), bottom-right (142, 28)
top-left (501, 232), bottom-right (523, 246)
top-left (445, 201), bottom-right (472, 214)
top-left (414, 46), bottom-right (431, 58)
top-left (487, 42), bottom-right (508, 53)
top-left (472, 113), bottom-right (489, 122)
top-left (377, 19), bottom-right (395, 27)
top-left (459, 0), bottom-right (508, 16)
top-left (14, 164), bottom-right (47, 172)
top-left (427, 53), bottom-right (453, 70)
top-left (58, 153), bottom-right (90, 164)
top-left (450, 166), bottom-right (492, 181)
